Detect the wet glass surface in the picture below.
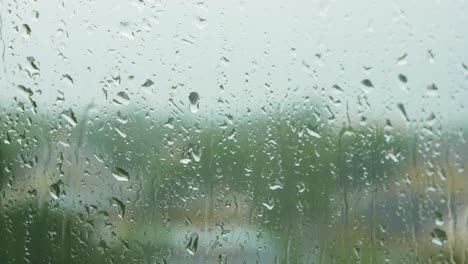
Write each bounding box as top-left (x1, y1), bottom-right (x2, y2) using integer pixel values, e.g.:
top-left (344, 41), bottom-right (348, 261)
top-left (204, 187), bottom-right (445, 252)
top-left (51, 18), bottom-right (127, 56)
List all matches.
top-left (0, 1), bottom-right (468, 263)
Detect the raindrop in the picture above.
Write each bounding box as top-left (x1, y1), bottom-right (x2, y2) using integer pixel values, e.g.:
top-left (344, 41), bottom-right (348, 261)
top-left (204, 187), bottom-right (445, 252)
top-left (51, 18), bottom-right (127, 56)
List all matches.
top-left (61, 109), bottom-right (78, 127)
top-left (353, 247), bottom-right (361, 259)
top-left (262, 198), bottom-right (275, 210)
top-left (142, 79), bottom-right (154, 87)
top-left (17, 85), bottom-right (33, 97)
top-left (22, 24), bottom-right (31, 36)
top-left (427, 50), bottom-right (435, 63)
top-left (296, 182), bottom-right (306, 193)
top-left (185, 232), bottom-right (199, 255)
top-left (306, 125), bottom-right (321, 138)
top-left (114, 127), bottom-right (127, 138)
top-left (180, 158), bottom-right (191, 165)
top-left (227, 128), bottom-right (236, 140)
top-left (189, 92), bottom-right (200, 113)
top-left (361, 79), bottom-right (374, 88)
top-left (431, 228), bottom-right (447, 247)
top-left (398, 74), bottom-right (407, 83)
top-left (195, 16), bottom-right (208, 29)
top-left (189, 146), bottom-right (202, 162)
top-left (218, 253), bottom-right (228, 264)
top-left (112, 167), bottom-right (130, 182)
top-left (32, 10), bottom-right (40, 20)
top-left (396, 53), bottom-right (407, 65)
top-left (113, 91), bottom-right (130, 106)
top-left (62, 74), bottom-right (74, 84)
top-left (435, 211), bottom-right (444, 226)
top-left (427, 83), bottom-right (438, 91)
top-left (49, 180), bottom-right (63, 200)
top-left (269, 184), bottom-right (283, 190)
top-left (27, 56), bottom-right (39, 71)
top-left (112, 197), bottom-right (125, 218)
top-left (397, 103), bottom-right (409, 122)
top-left (332, 84), bottom-right (343, 92)
top-left (164, 117), bottom-right (175, 129)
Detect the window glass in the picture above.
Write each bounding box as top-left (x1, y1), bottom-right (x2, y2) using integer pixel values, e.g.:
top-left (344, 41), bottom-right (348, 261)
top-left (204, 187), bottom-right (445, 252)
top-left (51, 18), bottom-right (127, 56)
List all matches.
top-left (0, 1), bottom-right (467, 263)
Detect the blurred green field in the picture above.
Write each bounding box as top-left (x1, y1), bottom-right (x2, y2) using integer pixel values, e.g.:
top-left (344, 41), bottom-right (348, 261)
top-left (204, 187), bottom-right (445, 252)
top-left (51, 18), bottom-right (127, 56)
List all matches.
top-left (1, 108), bottom-right (467, 263)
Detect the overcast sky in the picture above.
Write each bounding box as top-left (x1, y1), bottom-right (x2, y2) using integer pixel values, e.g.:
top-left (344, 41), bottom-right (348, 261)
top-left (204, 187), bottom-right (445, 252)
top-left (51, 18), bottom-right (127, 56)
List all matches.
top-left (0, 0), bottom-right (467, 128)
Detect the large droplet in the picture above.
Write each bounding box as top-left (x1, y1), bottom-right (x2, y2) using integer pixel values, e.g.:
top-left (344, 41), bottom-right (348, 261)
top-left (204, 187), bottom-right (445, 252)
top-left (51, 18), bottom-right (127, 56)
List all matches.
top-left (49, 180), bottom-right (63, 200)
top-left (62, 74), bottom-right (74, 84)
top-left (17, 85), bottom-right (33, 97)
top-left (113, 91), bottom-right (130, 106)
top-left (398, 74), bottom-right (407, 83)
top-left (61, 109), bottom-right (78, 127)
top-left (112, 167), bottom-right (130, 182)
top-left (427, 83), bottom-right (438, 91)
top-left (142, 79), bottom-right (154, 87)
top-left (397, 103), bottom-right (409, 122)
top-left (185, 232), bottom-right (199, 255)
top-left (189, 92), bottom-right (200, 113)
top-left (361, 79), bottom-right (374, 88)
top-left (431, 228), bottom-right (447, 247)
top-left (112, 197), bottom-right (126, 218)
top-left (306, 125), bottom-right (321, 138)
top-left (396, 53), bottom-right (407, 65)
top-left (22, 24), bottom-right (31, 37)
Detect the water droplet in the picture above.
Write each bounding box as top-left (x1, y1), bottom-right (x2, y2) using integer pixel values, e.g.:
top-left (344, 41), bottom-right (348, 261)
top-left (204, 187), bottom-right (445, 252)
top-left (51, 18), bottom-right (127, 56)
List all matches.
top-left (361, 79), bottom-right (374, 88)
top-left (112, 167), bottom-right (130, 182)
top-left (262, 198), bottom-right (275, 210)
top-left (435, 211), bottom-right (444, 226)
top-left (180, 158), bottom-right (191, 165)
top-left (189, 92), bottom-right (200, 113)
top-left (397, 103), bottom-right (409, 122)
top-left (32, 10), bottom-right (40, 20)
top-left (428, 50), bottom-right (435, 63)
top-left (227, 128), bottom-right (237, 140)
top-left (22, 24), bottom-right (31, 37)
top-left (396, 53), bottom-right (407, 65)
top-left (49, 180), bottom-right (63, 200)
top-left (218, 253), bottom-right (228, 264)
top-left (189, 146), bottom-right (202, 162)
top-left (113, 91), bottom-right (130, 106)
top-left (61, 109), bottom-right (78, 127)
top-left (296, 182), bottom-right (306, 193)
top-left (332, 84), bottom-right (343, 92)
top-left (27, 56), bottom-right (40, 71)
top-left (306, 125), bottom-right (321, 138)
top-left (164, 117), bottom-right (175, 129)
top-left (427, 83), bottom-right (438, 91)
top-left (62, 74), bottom-right (74, 84)
top-left (431, 228), bottom-right (447, 247)
top-left (142, 79), bottom-right (154, 87)
top-left (195, 16), bottom-right (208, 30)
top-left (112, 197), bottom-right (125, 218)
top-left (269, 184), bottom-right (283, 190)
top-left (353, 247), bottom-right (361, 259)
top-left (185, 232), bottom-right (199, 255)
top-left (114, 127), bottom-right (127, 138)
top-left (398, 74), bottom-right (407, 83)
top-left (17, 85), bottom-right (33, 97)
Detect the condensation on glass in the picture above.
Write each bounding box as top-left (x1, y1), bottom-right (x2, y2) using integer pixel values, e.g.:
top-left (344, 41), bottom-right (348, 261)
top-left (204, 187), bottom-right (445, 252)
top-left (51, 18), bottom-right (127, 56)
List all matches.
top-left (0, 0), bottom-right (467, 263)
